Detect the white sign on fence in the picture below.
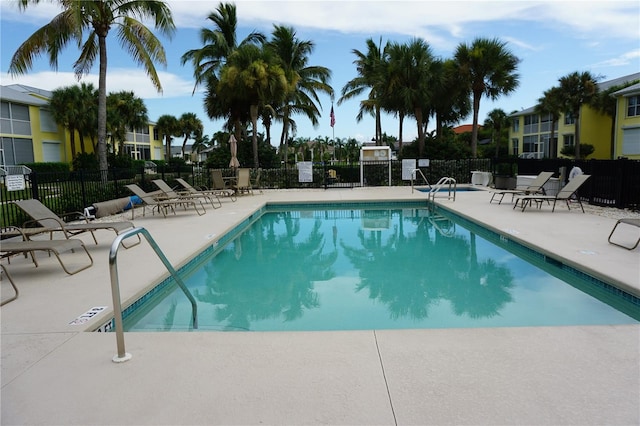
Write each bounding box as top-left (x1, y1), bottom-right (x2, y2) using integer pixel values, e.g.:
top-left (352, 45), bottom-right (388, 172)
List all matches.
top-left (402, 159), bottom-right (417, 180)
top-left (297, 161), bottom-right (313, 183)
top-left (5, 174), bottom-right (26, 191)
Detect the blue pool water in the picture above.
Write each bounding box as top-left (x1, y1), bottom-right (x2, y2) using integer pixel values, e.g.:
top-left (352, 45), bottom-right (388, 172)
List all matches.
top-left (120, 203), bottom-right (639, 332)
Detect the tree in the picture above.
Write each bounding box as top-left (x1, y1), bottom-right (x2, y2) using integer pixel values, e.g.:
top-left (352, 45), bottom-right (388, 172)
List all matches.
top-left (484, 108), bottom-right (509, 158)
top-left (535, 86), bottom-right (563, 158)
top-left (266, 25), bottom-right (334, 162)
top-left (9, 0), bottom-right (175, 172)
top-left (217, 44), bottom-right (287, 167)
top-left (384, 38), bottom-right (435, 157)
top-left (339, 38), bottom-right (387, 144)
top-left (48, 85), bottom-right (81, 158)
top-left (155, 114), bottom-right (180, 160)
top-left (181, 2), bottom-right (265, 94)
top-left (106, 91), bottom-right (148, 155)
top-left (454, 37), bottom-right (520, 158)
top-left (76, 82), bottom-right (99, 154)
top-left (431, 59), bottom-right (471, 142)
top-left (178, 113), bottom-right (203, 160)
top-left (557, 71), bottom-right (599, 159)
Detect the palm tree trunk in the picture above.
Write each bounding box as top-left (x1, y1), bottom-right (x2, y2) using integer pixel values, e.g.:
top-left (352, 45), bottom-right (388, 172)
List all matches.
top-left (251, 104), bottom-right (259, 168)
top-left (69, 127), bottom-right (77, 158)
top-left (471, 91), bottom-right (481, 158)
top-left (574, 112), bottom-right (581, 158)
top-left (398, 112), bottom-right (404, 153)
top-left (97, 35), bottom-right (108, 172)
top-left (375, 106), bottom-right (382, 145)
top-left (415, 107), bottom-right (425, 157)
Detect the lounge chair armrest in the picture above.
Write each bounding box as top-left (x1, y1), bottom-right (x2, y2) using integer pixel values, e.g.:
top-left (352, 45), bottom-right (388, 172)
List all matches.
top-left (23, 216), bottom-right (67, 228)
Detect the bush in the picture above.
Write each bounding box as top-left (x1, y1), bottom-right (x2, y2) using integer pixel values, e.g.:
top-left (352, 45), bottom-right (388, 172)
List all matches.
top-left (560, 144), bottom-right (595, 159)
top-left (72, 153), bottom-right (99, 171)
top-left (23, 162), bottom-right (69, 173)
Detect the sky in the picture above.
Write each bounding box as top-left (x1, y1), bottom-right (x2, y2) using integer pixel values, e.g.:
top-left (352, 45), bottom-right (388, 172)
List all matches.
top-left (1, 1), bottom-right (639, 148)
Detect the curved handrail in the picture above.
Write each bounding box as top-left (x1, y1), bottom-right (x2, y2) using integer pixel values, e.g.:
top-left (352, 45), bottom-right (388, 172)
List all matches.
top-left (411, 169), bottom-right (431, 193)
top-left (108, 227), bottom-right (198, 363)
top-left (429, 177), bottom-right (457, 202)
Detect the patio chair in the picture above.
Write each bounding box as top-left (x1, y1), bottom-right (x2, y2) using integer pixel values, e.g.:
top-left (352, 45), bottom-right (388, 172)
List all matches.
top-left (175, 177), bottom-right (236, 202)
top-left (514, 174), bottom-right (591, 212)
top-left (0, 234), bottom-right (94, 276)
top-left (232, 168), bottom-right (253, 195)
top-left (210, 170), bottom-right (238, 199)
top-left (152, 179), bottom-right (221, 210)
top-left (13, 199), bottom-right (139, 247)
top-left (489, 171), bottom-right (554, 204)
top-left (125, 184), bottom-right (206, 218)
top-left (1, 264), bottom-right (19, 306)
top-left (608, 218), bottom-right (640, 250)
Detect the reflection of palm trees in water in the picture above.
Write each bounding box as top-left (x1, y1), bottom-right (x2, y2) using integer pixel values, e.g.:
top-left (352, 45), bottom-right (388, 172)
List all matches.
top-left (195, 212), bottom-right (337, 330)
top-left (342, 209), bottom-right (514, 321)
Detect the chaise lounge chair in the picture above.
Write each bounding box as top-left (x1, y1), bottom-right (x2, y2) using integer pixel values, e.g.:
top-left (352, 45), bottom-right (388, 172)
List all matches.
top-left (0, 230), bottom-right (93, 276)
top-left (608, 218), bottom-right (640, 250)
top-left (175, 177), bottom-right (236, 202)
top-left (152, 179), bottom-right (221, 209)
top-left (489, 171), bottom-right (554, 204)
top-left (125, 184), bottom-right (206, 218)
top-left (13, 199), bottom-right (139, 247)
top-left (514, 174), bottom-right (591, 212)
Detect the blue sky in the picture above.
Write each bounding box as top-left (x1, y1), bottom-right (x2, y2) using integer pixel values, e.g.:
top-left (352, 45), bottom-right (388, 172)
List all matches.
top-left (1, 1), bottom-right (639, 147)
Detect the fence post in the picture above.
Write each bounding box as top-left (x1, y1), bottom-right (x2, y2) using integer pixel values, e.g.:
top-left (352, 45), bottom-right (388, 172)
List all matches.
top-left (30, 171), bottom-right (39, 200)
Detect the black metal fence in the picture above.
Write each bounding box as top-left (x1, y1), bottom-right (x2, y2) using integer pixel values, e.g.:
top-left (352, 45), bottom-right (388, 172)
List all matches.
top-left (2, 158), bottom-right (637, 228)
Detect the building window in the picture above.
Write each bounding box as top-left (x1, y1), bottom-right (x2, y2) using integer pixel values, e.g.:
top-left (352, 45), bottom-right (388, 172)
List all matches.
top-left (622, 127), bottom-right (640, 155)
top-left (523, 134), bottom-right (538, 153)
top-left (627, 96), bottom-right (640, 117)
top-left (511, 118), bottom-right (519, 133)
top-left (523, 115), bottom-right (538, 134)
top-left (0, 101), bottom-right (31, 135)
top-left (39, 110), bottom-right (58, 133)
top-left (564, 112), bottom-right (575, 125)
top-left (563, 134), bottom-right (575, 148)
top-left (0, 137), bottom-right (35, 165)
top-left (511, 138), bottom-right (519, 156)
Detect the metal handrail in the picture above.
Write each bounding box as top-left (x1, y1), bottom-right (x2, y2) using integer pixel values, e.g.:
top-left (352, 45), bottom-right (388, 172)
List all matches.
top-left (411, 169), bottom-right (431, 193)
top-left (108, 227), bottom-right (198, 363)
top-left (429, 177), bottom-right (457, 202)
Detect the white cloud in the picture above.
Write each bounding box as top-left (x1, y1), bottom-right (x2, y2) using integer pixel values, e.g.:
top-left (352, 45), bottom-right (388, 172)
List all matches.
top-left (591, 49), bottom-right (640, 68)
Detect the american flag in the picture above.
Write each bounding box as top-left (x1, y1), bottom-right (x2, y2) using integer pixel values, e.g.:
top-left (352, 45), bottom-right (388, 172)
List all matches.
top-left (330, 106), bottom-right (335, 128)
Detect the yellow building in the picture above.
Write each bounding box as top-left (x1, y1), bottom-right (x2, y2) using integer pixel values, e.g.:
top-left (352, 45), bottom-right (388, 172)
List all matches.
top-left (0, 84), bottom-right (165, 168)
top-left (508, 72), bottom-right (640, 160)
top-left (612, 82), bottom-right (640, 160)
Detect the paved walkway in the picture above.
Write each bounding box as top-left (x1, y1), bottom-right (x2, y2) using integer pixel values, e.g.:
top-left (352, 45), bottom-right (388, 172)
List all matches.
top-left (2, 187), bottom-right (639, 425)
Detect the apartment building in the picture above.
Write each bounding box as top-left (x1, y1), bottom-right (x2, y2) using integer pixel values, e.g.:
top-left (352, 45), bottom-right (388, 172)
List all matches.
top-left (0, 84), bottom-right (164, 168)
top-left (508, 72), bottom-right (640, 160)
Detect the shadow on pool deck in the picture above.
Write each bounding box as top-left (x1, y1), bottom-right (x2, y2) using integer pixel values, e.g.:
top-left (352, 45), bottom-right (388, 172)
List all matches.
top-left (2, 187), bottom-right (639, 425)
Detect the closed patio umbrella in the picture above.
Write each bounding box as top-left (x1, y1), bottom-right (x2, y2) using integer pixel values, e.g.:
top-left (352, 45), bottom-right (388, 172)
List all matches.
top-left (229, 134), bottom-right (240, 169)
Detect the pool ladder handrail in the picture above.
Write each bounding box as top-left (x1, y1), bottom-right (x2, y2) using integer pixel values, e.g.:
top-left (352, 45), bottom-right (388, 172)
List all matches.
top-left (411, 169), bottom-right (431, 193)
top-left (108, 226), bottom-right (198, 363)
top-left (429, 177), bottom-right (457, 202)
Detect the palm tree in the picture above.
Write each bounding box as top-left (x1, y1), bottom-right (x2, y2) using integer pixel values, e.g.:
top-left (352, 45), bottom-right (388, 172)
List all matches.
top-left (155, 114), bottom-right (180, 160)
top-left (535, 86), bottom-right (563, 158)
top-left (48, 85), bottom-right (81, 158)
top-left (454, 37), bottom-right (520, 158)
top-left (106, 91), bottom-right (148, 155)
top-left (266, 25), bottom-right (334, 162)
top-left (484, 108), bottom-right (509, 158)
top-left (76, 82), bottom-right (98, 154)
top-left (339, 38), bottom-right (387, 144)
top-left (217, 44), bottom-right (287, 167)
top-left (9, 0), bottom-right (175, 172)
top-left (384, 38), bottom-right (435, 157)
top-left (557, 71), bottom-right (600, 158)
top-left (178, 113), bottom-right (203, 160)
top-left (431, 59), bottom-right (471, 142)
top-left (181, 2), bottom-right (265, 94)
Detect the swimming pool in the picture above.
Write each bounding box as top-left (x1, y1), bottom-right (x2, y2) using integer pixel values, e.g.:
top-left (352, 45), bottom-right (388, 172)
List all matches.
top-left (115, 202), bottom-right (640, 332)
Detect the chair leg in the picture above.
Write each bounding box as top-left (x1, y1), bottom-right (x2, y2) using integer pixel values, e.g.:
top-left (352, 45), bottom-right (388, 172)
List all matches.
top-left (0, 264), bottom-right (19, 306)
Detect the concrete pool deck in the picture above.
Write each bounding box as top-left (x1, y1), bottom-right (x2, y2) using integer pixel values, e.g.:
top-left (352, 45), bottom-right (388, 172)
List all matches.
top-left (2, 186), bottom-right (639, 425)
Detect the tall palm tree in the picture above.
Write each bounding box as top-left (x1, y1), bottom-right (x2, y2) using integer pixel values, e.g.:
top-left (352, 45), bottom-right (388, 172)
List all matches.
top-left (155, 114), bottom-right (180, 160)
top-left (431, 59), bottom-right (471, 142)
top-left (484, 108), bottom-right (509, 158)
top-left (181, 2), bottom-right (265, 94)
top-left (48, 85), bottom-right (81, 158)
top-left (454, 37), bottom-right (520, 158)
top-left (178, 113), bottom-right (203, 160)
top-left (9, 0), bottom-right (175, 172)
top-left (557, 71), bottom-right (599, 158)
top-left (266, 25), bottom-right (333, 161)
top-left (217, 44), bottom-right (288, 167)
top-left (339, 38), bottom-right (387, 144)
top-left (76, 82), bottom-right (98, 154)
top-left (535, 86), bottom-right (563, 158)
top-left (384, 38), bottom-right (435, 157)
